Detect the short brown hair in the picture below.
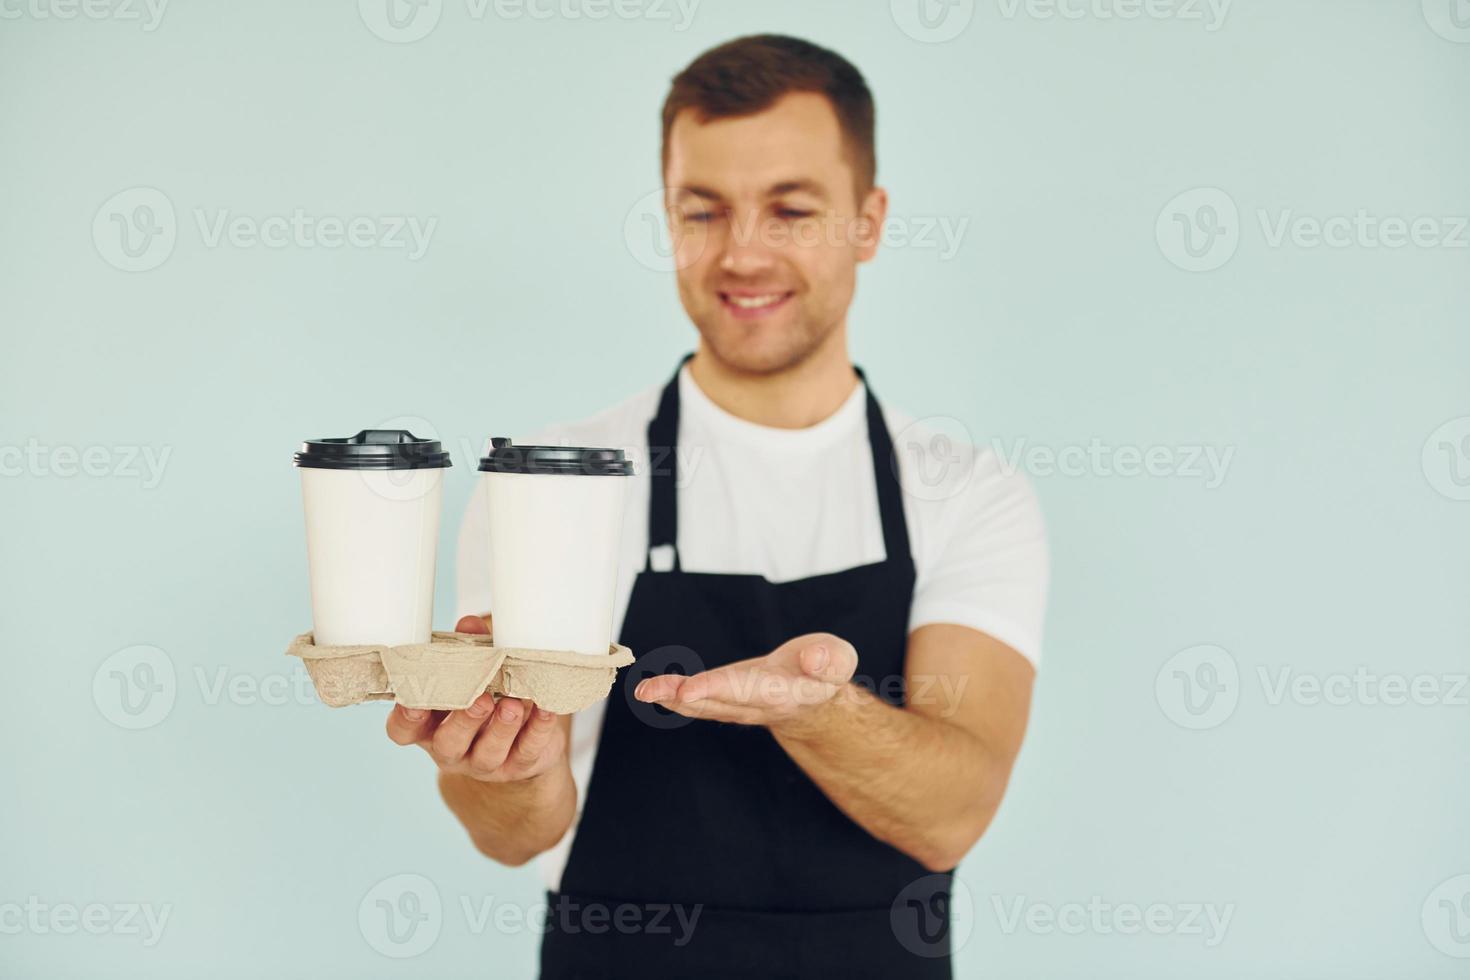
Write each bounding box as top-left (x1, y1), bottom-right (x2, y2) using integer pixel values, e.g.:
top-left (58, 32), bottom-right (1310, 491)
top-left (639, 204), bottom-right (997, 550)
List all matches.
top-left (660, 34), bottom-right (877, 194)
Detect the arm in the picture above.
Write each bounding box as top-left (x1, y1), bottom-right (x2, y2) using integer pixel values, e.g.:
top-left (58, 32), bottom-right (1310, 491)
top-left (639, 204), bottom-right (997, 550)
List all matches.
top-left (635, 624), bottom-right (1034, 872)
top-left (435, 732), bottom-right (575, 867)
top-left (386, 614), bottom-right (577, 867)
top-left (774, 625), bottom-right (1032, 871)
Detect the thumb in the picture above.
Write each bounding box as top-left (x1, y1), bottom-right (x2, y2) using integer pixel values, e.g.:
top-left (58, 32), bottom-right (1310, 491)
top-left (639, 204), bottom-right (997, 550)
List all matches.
top-left (798, 636), bottom-right (857, 685)
top-left (455, 614), bottom-right (491, 636)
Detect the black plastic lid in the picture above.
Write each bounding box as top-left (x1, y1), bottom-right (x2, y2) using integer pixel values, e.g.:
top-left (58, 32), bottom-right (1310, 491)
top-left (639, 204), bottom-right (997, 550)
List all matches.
top-left (478, 438), bottom-right (631, 476)
top-left (293, 430), bottom-right (452, 470)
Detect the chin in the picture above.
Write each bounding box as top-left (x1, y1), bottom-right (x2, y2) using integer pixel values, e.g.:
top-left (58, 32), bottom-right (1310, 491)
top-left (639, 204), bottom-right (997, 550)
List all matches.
top-left (694, 317), bottom-right (822, 376)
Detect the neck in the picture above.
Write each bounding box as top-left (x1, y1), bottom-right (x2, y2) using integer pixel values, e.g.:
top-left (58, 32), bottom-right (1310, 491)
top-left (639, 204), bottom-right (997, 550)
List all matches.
top-left (687, 327), bottom-right (858, 429)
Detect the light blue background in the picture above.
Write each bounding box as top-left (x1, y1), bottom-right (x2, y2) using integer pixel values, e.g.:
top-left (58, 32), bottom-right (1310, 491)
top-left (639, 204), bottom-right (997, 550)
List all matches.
top-left (2, 0), bottom-right (1467, 976)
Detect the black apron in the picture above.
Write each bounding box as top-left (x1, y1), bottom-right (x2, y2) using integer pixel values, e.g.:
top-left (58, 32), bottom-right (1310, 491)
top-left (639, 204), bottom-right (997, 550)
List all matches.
top-left (539, 359), bottom-right (954, 980)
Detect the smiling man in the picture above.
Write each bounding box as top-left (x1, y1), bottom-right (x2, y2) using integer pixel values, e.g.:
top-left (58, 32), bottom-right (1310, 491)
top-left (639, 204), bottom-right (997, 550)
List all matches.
top-left (385, 34), bottom-right (1048, 979)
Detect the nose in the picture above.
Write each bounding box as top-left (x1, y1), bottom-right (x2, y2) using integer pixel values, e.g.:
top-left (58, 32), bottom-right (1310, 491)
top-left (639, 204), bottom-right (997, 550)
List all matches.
top-left (718, 210), bottom-right (778, 277)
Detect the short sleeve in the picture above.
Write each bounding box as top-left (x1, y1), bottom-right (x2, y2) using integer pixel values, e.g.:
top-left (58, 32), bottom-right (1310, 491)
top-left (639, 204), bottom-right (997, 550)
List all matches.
top-left (454, 471), bottom-right (494, 622)
top-left (907, 447), bottom-right (1049, 667)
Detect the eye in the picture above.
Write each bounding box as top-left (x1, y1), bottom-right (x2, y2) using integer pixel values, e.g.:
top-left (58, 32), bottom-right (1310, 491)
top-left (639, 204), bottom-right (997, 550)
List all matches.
top-left (776, 207), bottom-right (815, 220)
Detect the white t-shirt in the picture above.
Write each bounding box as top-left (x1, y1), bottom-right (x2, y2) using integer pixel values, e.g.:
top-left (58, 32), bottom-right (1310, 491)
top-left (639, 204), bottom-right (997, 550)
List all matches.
top-left (455, 364), bottom-right (1048, 891)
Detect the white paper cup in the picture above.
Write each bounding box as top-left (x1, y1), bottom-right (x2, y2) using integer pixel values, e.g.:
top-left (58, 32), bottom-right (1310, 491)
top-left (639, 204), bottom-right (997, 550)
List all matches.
top-left (480, 439), bottom-right (630, 655)
top-left (295, 430), bottom-right (452, 647)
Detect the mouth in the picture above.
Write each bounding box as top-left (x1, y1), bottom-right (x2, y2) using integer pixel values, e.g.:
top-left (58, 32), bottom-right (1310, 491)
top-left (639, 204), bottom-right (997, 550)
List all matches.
top-left (718, 290), bottom-right (795, 321)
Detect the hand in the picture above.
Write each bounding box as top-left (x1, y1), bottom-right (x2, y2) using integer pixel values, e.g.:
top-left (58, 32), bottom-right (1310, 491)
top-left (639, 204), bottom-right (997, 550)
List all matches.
top-left (385, 615), bottom-right (567, 783)
top-left (633, 632), bottom-right (858, 732)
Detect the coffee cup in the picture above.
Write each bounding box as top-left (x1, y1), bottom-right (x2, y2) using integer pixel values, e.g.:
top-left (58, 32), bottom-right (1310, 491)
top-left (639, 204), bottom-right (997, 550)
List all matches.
top-left (478, 439), bottom-right (631, 655)
top-left (294, 430), bottom-right (452, 646)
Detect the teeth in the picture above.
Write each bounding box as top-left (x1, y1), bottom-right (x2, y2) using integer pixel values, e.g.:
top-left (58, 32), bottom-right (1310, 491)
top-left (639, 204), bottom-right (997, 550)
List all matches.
top-left (727, 293), bottom-right (785, 309)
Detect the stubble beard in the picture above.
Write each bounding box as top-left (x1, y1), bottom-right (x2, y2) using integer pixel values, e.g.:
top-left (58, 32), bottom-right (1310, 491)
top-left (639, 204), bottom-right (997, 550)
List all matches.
top-left (689, 304), bottom-right (842, 377)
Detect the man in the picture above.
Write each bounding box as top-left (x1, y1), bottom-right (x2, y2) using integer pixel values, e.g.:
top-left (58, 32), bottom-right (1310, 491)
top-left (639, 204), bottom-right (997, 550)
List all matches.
top-left (386, 34), bottom-right (1047, 979)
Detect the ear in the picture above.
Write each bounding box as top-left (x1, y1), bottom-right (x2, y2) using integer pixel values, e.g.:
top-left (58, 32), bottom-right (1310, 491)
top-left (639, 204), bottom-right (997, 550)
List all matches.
top-left (854, 185), bottom-right (889, 264)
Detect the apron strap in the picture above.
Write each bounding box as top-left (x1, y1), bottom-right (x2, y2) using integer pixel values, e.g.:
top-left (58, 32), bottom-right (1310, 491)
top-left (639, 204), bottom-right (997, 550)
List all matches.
top-left (855, 366), bottom-right (913, 568)
top-left (644, 354), bottom-right (692, 572)
top-left (644, 356), bottom-right (913, 571)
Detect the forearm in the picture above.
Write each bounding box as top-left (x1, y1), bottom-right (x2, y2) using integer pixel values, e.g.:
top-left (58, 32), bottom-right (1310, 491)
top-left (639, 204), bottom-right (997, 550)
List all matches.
top-left (438, 762), bottom-right (576, 867)
top-left (389, 615), bottom-right (580, 868)
top-left (772, 684), bottom-right (1014, 872)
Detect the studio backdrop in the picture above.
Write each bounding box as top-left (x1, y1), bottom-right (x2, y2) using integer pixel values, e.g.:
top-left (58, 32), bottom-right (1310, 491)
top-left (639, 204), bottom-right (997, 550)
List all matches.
top-left (2, 0), bottom-right (1467, 977)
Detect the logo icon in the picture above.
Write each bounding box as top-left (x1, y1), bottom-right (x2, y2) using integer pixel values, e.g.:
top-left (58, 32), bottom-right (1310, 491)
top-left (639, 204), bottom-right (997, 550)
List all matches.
top-left (1423, 0), bottom-right (1470, 42)
top-left (891, 0), bottom-right (976, 43)
top-left (358, 414), bottom-right (448, 503)
top-left (1156, 187), bottom-right (1239, 272)
top-left (359, 873), bottom-right (442, 958)
top-left (625, 645), bottom-right (706, 730)
top-left (1422, 874), bottom-right (1470, 957)
top-left (358, 0), bottom-right (442, 43)
top-left (1422, 417), bottom-right (1470, 501)
top-left (891, 874), bottom-right (975, 957)
top-left (93, 645), bottom-right (177, 730)
top-left (93, 187), bottom-right (176, 273)
top-left (891, 415), bottom-right (977, 502)
top-left (623, 188), bottom-right (712, 274)
top-left (1155, 644), bottom-right (1239, 730)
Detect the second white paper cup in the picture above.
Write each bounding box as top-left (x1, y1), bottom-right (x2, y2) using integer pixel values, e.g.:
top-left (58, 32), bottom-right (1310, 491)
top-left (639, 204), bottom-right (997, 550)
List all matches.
top-left (480, 439), bottom-right (630, 655)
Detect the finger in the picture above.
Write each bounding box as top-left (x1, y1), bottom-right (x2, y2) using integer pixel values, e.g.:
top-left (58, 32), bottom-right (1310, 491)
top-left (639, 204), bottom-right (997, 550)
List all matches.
top-left (506, 706), bottom-right (560, 769)
top-left (466, 698), bottom-right (531, 775)
top-left (658, 698), bottom-right (766, 726)
top-left (428, 693), bottom-right (494, 764)
top-left (676, 663), bottom-right (758, 704)
top-left (635, 674), bottom-right (689, 703)
top-left (798, 638), bottom-right (858, 685)
top-left (455, 614), bottom-right (491, 636)
top-left (386, 705), bottom-right (440, 746)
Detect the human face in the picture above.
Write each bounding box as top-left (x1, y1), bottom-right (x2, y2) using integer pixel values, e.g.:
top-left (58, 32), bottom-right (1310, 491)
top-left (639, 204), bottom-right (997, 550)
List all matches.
top-left (663, 92), bottom-right (887, 375)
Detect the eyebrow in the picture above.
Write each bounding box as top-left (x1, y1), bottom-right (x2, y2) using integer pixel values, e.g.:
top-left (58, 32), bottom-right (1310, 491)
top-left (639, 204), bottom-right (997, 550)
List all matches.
top-left (673, 179), bottom-right (830, 203)
top-left (767, 179), bottom-right (828, 199)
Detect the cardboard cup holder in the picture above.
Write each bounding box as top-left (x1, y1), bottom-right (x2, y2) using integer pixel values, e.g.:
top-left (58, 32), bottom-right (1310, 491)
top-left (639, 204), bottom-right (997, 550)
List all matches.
top-left (286, 631), bottom-right (635, 714)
